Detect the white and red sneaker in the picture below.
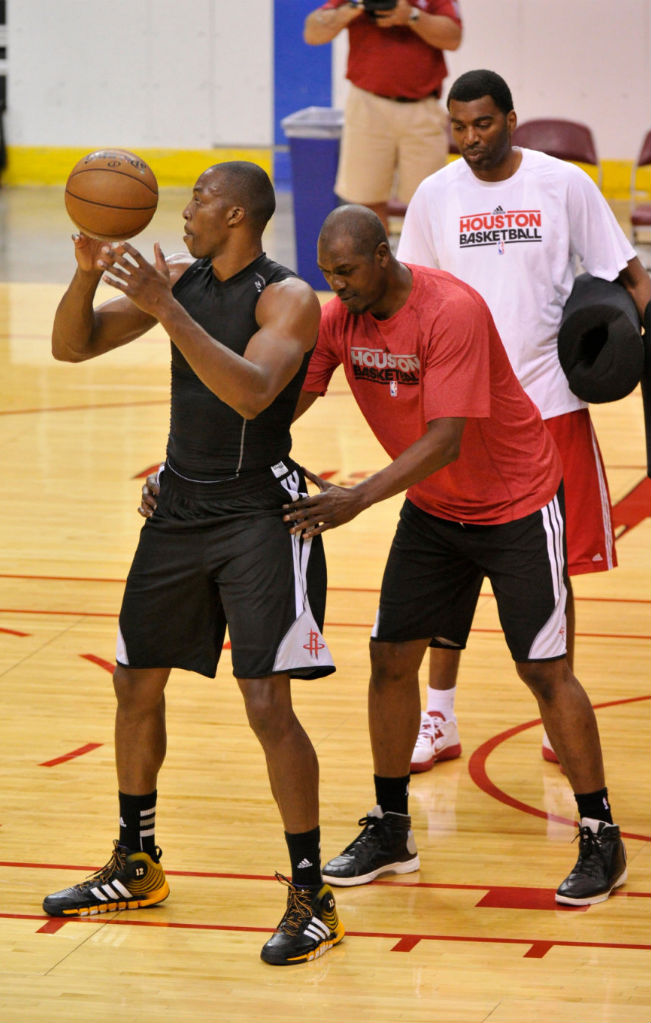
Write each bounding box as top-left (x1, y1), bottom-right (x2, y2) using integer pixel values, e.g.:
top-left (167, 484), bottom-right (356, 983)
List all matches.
top-left (542, 730), bottom-right (560, 764)
top-left (410, 711), bottom-right (461, 773)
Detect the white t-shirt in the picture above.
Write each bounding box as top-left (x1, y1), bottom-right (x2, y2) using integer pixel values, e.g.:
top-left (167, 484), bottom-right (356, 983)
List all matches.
top-left (397, 148), bottom-right (636, 418)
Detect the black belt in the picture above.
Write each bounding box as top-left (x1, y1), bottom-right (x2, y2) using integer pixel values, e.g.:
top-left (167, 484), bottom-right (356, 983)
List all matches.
top-left (373, 89), bottom-right (440, 103)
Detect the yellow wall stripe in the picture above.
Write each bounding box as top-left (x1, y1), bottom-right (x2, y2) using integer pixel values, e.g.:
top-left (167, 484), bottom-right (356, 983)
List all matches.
top-left (0, 146), bottom-right (640, 201)
top-left (1, 147), bottom-right (273, 187)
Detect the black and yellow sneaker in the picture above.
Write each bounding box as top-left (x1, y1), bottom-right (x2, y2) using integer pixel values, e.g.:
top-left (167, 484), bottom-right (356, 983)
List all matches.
top-left (42, 840), bottom-right (170, 917)
top-left (260, 872), bottom-right (344, 966)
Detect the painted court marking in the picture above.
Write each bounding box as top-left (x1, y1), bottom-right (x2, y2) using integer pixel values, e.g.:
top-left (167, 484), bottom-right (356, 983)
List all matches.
top-left (0, 905), bottom-right (647, 958)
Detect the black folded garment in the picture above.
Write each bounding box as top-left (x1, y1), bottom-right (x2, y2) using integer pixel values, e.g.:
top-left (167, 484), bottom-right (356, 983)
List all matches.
top-left (558, 272), bottom-right (644, 403)
top-left (558, 273), bottom-right (651, 476)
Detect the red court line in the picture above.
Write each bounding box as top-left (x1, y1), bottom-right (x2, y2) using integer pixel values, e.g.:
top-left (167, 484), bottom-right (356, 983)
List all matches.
top-left (40, 743), bottom-right (103, 767)
top-left (0, 609), bottom-right (118, 618)
top-left (2, 862), bottom-right (648, 899)
top-left (1, 912), bottom-right (647, 957)
top-left (468, 695), bottom-right (651, 843)
top-left (326, 623), bottom-right (651, 641)
top-left (327, 588), bottom-right (651, 605)
top-left (2, 573), bottom-right (649, 606)
top-left (0, 392), bottom-right (353, 417)
top-left (0, 399), bottom-right (169, 417)
top-left (1, 608), bottom-right (649, 642)
top-left (1, 573), bottom-right (126, 583)
top-left (80, 653), bottom-right (115, 673)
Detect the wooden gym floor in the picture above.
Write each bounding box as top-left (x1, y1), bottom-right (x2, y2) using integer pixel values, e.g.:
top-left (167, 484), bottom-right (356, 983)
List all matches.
top-left (0, 185), bottom-right (649, 1022)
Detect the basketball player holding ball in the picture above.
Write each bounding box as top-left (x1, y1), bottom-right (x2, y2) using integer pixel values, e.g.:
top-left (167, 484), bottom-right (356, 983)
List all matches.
top-left (43, 161), bottom-right (345, 967)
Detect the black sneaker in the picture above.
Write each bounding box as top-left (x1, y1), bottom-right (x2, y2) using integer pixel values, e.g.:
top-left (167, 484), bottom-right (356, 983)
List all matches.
top-left (260, 873), bottom-right (344, 966)
top-left (555, 819), bottom-right (627, 905)
top-left (322, 805), bottom-right (420, 887)
top-left (43, 840), bottom-right (170, 917)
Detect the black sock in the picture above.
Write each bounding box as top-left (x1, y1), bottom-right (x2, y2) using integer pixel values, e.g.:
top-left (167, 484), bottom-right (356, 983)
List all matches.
top-left (374, 774), bottom-right (410, 816)
top-left (574, 787), bottom-right (613, 825)
top-left (285, 826), bottom-right (322, 887)
top-left (118, 790), bottom-right (158, 858)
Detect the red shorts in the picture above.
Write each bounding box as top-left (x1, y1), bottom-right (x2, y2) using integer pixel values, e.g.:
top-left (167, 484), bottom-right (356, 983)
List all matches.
top-left (544, 409), bottom-right (616, 576)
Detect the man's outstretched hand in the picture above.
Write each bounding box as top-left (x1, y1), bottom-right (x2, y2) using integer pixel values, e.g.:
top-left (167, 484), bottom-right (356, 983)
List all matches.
top-left (282, 467), bottom-right (367, 537)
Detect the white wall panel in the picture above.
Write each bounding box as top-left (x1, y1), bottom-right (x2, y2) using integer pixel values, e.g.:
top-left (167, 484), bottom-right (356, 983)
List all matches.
top-left (211, 4), bottom-right (273, 145)
top-left (7, 0), bottom-right (271, 149)
top-left (334, 0), bottom-right (649, 161)
top-left (444, 0), bottom-right (650, 161)
top-left (5, 0), bottom-right (648, 159)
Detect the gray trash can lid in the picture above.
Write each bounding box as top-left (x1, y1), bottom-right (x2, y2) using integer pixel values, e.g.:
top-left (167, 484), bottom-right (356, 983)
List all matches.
top-left (281, 107), bottom-right (344, 138)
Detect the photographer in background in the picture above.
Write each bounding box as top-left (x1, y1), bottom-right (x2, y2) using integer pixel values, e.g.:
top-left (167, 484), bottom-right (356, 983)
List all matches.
top-left (304, 0), bottom-right (462, 230)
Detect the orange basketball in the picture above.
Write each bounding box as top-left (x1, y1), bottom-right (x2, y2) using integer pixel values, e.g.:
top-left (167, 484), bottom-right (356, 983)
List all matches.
top-left (64, 148), bottom-right (159, 241)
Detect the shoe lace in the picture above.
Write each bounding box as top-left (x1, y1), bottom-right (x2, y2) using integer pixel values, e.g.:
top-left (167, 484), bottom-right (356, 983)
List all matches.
top-left (573, 826), bottom-right (608, 876)
top-left (274, 872), bottom-right (312, 935)
top-left (416, 713), bottom-right (447, 751)
top-left (82, 840), bottom-right (127, 887)
top-left (417, 716), bottom-right (435, 742)
top-left (355, 815), bottom-right (383, 840)
top-left (339, 814), bottom-right (387, 854)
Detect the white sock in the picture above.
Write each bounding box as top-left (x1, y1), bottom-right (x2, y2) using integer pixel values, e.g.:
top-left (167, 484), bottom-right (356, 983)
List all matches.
top-left (426, 685), bottom-right (457, 721)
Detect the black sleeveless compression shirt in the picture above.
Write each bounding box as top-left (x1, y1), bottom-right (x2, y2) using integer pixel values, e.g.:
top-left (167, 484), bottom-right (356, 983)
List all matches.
top-left (166, 253), bottom-right (312, 480)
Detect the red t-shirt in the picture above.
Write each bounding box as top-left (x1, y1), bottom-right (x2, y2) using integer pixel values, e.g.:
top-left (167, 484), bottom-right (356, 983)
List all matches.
top-left (303, 266), bottom-right (562, 524)
top-left (321, 0), bottom-right (461, 98)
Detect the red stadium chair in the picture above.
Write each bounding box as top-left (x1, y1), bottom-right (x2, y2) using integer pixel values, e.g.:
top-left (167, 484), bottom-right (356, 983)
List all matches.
top-left (630, 130), bottom-right (651, 249)
top-left (512, 117), bottom-right (602, 190)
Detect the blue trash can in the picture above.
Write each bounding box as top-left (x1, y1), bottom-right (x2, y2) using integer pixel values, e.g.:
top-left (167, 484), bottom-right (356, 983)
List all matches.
top-left (281, 107), bottom-right (343, 290)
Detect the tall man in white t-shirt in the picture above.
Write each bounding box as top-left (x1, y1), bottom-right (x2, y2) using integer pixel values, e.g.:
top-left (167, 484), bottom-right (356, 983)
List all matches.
top-left (396, 69), bottom-right (651, 772)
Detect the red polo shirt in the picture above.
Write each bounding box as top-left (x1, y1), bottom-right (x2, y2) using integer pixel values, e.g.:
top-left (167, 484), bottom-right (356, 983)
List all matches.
top-left (321, 0), bottom-right (462, 98)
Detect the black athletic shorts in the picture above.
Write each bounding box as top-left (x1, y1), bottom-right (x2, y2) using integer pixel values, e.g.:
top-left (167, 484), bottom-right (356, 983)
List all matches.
top-left (116, 460), bottom-right (335, 680)
top-left (372, 488), bottom-right (569, 662)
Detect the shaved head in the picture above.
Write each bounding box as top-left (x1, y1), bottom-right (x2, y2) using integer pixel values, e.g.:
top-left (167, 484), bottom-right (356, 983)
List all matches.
top-left (316, 204), bottom-right (408, 318)
top-left (199, 161), bottom-right (276, 231)
top-left (319, 204), bottom-right (388, 258)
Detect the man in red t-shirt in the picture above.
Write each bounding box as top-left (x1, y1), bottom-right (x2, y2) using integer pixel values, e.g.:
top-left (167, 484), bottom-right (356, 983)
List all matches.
top-left (303, 0), bottom-right (462, 228)
top-left (284, 203), bottom-right (627, 908)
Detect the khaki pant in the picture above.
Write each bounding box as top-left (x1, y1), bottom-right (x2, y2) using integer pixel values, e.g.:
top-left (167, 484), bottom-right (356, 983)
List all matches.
top-left (335, 82), bottom-right (449, 206)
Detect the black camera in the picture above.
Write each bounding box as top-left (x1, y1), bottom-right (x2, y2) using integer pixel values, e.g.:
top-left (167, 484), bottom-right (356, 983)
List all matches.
top-left (362, 0), bottom-right (398, 13)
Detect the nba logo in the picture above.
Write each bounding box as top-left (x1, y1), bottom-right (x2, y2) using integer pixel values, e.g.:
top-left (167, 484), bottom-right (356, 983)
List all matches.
top-left (497, 238), bottom-right (505, 255)
top-left (390, 380), bottom-right (398, 397)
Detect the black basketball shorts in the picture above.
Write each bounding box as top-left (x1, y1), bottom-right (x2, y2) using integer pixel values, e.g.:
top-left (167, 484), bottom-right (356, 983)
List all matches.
top-left (372, 488), bottom-right (569, 663)
top-left (116, 461), bottom-right (335, 680)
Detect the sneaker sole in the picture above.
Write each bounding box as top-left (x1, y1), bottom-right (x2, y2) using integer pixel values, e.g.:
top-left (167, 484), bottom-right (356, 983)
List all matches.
top-left (43, 882), bottom-right (170, 917)
top-left (555, 867), bottom-right (628, 906)
top-left (542, 745), bottom-right (560, 764)
top-left (323, 855), bottom-right (420, 887)
top-left (261, 925), bottom-right (345, 966)
top-left (410, 744), bottom-right (462, 773)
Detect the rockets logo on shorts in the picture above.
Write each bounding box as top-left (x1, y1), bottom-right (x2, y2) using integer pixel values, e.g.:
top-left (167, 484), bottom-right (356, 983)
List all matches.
top-left (459, 206), bottom-right (542, 249)
top-left (303, 629), bottom-right (326, 658)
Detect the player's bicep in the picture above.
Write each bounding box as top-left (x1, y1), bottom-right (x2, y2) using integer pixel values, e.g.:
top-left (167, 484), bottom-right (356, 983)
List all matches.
top-left (243, 279), bottom-right (322, 393)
